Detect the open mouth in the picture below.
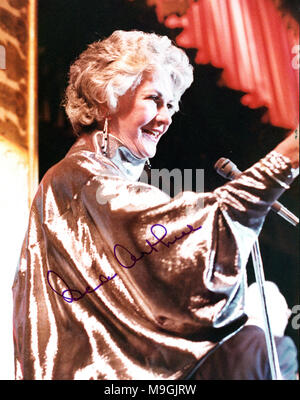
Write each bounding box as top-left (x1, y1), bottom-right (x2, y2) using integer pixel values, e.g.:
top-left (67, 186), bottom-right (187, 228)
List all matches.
top-left (142, 129), bottom-right (161, 140)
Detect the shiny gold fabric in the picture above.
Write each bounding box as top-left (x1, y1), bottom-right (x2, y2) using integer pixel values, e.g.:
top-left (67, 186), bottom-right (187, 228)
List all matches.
top-left (12, 131), bottom-right (295, 380)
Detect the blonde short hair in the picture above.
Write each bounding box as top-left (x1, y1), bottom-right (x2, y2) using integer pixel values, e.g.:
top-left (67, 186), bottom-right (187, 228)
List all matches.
top-left (63, 30), bottom-right (193, 135)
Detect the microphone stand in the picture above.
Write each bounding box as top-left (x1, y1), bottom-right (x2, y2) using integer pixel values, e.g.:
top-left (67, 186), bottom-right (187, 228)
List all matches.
top-left (251, 240), bottom-right (282, 380)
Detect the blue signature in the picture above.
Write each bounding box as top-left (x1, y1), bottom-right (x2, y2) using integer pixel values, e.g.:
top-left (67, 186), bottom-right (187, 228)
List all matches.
top-left (47, 223), bottom-right (202, 303)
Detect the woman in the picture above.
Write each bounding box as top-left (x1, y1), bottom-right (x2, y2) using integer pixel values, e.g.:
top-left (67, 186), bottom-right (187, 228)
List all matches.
top-left (13, 30), bottom-right (299, 380)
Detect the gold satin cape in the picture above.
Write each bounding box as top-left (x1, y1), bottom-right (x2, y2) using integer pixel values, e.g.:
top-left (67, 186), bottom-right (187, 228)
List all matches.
top-left (12, 131), bottom-right (295, 379)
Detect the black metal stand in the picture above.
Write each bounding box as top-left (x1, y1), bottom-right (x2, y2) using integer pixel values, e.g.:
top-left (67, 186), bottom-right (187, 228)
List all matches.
top-left (251, 239), bottom-right (282, 380)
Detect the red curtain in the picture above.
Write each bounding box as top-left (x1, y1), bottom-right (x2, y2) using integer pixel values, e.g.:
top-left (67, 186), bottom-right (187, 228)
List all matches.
top-left (155, 0), bottom-right (299, 130)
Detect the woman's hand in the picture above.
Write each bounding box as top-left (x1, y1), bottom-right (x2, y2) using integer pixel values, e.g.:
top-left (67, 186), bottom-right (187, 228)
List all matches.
top-left (274, 126), bottom-right (299, 168)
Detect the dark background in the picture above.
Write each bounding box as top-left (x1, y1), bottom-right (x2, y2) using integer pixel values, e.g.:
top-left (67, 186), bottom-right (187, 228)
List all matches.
top-left (38, 0), bottom-right (299, 362)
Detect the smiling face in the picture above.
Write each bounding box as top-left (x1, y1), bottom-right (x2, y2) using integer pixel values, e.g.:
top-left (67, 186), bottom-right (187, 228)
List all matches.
top-left (108, 70), bottom-right (177, 159)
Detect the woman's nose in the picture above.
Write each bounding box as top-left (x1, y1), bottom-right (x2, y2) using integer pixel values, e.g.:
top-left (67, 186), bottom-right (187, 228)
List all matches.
top-left (156, 105), bottom-right (172, 126)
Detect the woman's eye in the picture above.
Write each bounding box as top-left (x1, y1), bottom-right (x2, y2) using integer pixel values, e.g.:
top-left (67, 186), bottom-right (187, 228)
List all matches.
top-left (147, 96), bottom-right (175, 113)
top-left (148, 95), bottom-right (160, 102)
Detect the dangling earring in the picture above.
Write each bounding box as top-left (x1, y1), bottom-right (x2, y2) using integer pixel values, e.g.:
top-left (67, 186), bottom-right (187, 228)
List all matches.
top-left (101, 117), bottom-right (109, 156)
top-left (145, 158), bottom-right (151, 180)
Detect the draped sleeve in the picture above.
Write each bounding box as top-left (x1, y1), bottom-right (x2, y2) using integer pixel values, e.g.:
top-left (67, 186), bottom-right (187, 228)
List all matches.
top-left (79, 150), bottom-right (293, 334)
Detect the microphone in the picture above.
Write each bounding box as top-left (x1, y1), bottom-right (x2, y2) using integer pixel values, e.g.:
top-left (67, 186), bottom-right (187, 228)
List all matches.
top-left (214, 157), bottom-right (299, 226)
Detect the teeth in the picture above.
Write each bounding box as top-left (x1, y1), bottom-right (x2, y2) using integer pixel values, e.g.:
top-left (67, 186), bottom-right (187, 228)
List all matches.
top-left (144, 129), bottom-right (159, 137)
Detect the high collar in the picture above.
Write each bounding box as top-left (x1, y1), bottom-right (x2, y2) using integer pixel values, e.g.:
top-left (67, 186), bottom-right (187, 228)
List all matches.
top-left (68, 130), bottom-right (148, 182)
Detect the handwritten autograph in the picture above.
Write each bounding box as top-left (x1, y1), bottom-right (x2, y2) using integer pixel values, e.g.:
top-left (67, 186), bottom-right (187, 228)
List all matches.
top-left (113, 223), bottom-right (202, 268)
top-left (47, 223), bottom-right (202, 303)
top-left (47, 270), bottom-right (118, 304)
